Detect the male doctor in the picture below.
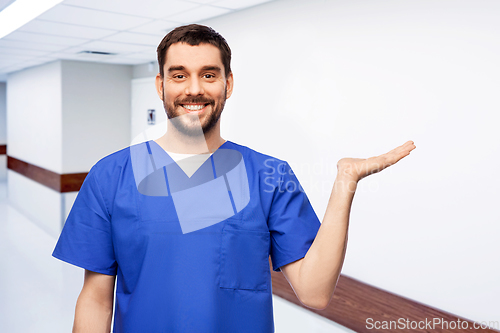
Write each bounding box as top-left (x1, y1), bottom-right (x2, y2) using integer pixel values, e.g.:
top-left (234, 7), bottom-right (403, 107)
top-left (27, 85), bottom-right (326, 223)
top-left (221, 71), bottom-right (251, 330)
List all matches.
top-left (53, 24), bottom-right (416, 332)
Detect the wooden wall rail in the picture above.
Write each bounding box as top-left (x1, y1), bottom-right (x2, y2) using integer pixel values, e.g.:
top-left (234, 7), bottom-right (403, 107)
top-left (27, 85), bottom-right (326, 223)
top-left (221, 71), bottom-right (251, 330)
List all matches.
top-left (0, 144), bottom-right (6, 155)
top-left (7, 156), bottom-right (87, 192)
top-left (270, 262), bottom-right (499, 333)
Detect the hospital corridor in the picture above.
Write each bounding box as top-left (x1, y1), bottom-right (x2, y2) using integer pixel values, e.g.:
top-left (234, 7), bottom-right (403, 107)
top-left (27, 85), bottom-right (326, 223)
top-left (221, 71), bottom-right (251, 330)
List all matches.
top-left (1, 0), bottom-right (499, 332)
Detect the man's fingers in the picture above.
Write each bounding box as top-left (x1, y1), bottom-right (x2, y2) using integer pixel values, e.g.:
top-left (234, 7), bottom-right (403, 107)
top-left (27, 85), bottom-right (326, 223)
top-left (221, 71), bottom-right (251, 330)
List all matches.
top-left (385, 140), bottom-right (416, 164)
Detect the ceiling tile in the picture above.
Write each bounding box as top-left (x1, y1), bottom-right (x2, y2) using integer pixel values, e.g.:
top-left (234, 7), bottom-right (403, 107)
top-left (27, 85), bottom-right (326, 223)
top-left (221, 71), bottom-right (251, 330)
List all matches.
top-left (0, 0), bottom-right (276, 78)
top-left (129, 20), bottom-right (179, 36)
top-left (61, 40), bottom-right (153, 55)
top-left (45, 52), bottom-right (90, 60)
top-left (100, 57), bottom-right (151, 65)
top-left (1, 65), bottom-right (25, 74)
top-left (18, 19), bottom-right (117, 39)
top-left (101, 32), bottom-right (162, 46)
top-left (62, 0), bottom-right (199, 20)
top-left (47, 53), bottom-right (133, 65)
top-left (186, 0), bottom-right (218, 4)
top-left (123, 52), bottom-right (157, 61)
top-left (0, 58), bottom-right (25, 69)
top-left (0, 56), bottom-right (56, 72)
top-left (211, 0), bottom-right (272, 10)
top-left (0, 39), bottom-right (69, 52)
top-left (3, 31), bottom-right (89, 47)
top-left (0, 47), bottom-right (50, 57)
top-left (164, 5), bottom-right (231, 23)
top-left (36, 4), bottom-right (151, 30)
top-left (0, 54), bottom-right (34, 63)
top-left (20, 57), bottom-right (58, 67)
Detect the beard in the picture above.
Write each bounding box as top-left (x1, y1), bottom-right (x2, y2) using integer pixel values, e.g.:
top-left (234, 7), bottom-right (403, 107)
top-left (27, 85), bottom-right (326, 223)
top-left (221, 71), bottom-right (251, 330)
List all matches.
top-left (163, 89), bottom-right (226, 137)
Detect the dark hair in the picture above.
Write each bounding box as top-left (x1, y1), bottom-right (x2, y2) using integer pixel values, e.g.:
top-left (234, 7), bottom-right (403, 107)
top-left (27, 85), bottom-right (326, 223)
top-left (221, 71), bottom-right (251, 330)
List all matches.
top-left (157, 24), bottom-right (231, 78)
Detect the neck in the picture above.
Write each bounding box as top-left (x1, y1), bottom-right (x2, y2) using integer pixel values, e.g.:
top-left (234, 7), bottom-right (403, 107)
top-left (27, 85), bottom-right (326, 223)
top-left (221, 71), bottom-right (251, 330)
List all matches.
top-left (155, 120), bottom-right (225, 154)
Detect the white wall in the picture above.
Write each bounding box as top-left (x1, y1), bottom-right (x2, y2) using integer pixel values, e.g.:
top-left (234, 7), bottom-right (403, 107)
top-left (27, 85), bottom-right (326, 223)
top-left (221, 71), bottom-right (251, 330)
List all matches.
top-left (7, 61), bottom-right (62, 173)
top-left (7, 170), bottom-right (62, 237)
top-left (61, 60), bottom-right (132, 173)
top-left (130, 77), bottom-right (166, 144)
top-left (6, 61), bottom-right (63, 233)
top-left (7, 60), bottom-right (132, 234)
top-left (133, 61), bottom-right (159, 80)
top-left (198, 0), bottom-right (500, 325)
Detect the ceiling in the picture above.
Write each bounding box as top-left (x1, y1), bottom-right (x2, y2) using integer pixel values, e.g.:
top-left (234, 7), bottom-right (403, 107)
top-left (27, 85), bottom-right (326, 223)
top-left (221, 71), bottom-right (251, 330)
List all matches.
top-left (0, 0), bottom-right (273, 81)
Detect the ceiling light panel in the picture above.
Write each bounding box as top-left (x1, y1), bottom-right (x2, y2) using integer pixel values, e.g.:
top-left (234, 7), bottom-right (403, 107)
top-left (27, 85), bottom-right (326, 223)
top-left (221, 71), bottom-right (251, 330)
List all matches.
top-left (62, 0), bottom-right (199, 20)
top-left (36, 4), bottom-right (151, 30)
top-left (0, 0), bottom-right (65, 39)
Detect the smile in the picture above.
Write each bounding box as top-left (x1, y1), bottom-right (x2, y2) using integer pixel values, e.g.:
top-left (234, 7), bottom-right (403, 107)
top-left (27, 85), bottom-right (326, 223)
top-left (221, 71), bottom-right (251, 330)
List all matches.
top-left (181, 103), bottom-right (209, 113)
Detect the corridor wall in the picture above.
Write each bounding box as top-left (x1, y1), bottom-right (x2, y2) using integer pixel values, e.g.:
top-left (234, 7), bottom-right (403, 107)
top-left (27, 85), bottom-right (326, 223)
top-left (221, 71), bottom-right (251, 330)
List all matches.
top-left (7, 60), bottom-right (132, 236)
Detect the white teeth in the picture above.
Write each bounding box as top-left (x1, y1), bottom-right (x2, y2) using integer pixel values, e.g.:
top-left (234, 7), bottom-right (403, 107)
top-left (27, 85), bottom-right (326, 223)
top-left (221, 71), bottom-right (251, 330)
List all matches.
top-left (182, 104), bottom-right (205, 111)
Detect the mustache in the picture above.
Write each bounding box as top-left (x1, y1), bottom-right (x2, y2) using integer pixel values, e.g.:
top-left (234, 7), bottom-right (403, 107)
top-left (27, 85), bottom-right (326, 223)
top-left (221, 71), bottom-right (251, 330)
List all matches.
top-left (174, 97), bottom-right (215, 106)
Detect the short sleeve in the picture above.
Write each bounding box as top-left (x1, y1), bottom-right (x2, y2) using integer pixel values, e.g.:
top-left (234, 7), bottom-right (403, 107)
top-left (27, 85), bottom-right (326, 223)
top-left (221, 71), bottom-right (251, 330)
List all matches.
top-left (52, 166), bottom-right (117, 275)
top-left (268, 162), bottom-right (321, 272)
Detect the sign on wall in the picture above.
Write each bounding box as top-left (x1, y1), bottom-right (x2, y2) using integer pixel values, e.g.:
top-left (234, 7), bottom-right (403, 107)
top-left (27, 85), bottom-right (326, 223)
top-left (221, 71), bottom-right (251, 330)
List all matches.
top-left (147, 109), bottom-right (155, 125)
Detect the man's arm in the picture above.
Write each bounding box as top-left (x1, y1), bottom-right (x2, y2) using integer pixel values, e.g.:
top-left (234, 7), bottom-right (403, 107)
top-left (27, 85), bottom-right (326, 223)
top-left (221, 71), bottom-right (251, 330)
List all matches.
top-left (281, 141), bottom-right (416, 310)
top-left (73, 269), bottom-right (116, 333)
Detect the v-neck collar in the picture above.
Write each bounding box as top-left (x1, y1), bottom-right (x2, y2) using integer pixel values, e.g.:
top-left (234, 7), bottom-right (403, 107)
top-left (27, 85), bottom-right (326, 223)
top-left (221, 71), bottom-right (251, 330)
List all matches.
top-left (148, 140), bottom-right (232, 177)
top-left (149, 139), bottom-right (231, 159)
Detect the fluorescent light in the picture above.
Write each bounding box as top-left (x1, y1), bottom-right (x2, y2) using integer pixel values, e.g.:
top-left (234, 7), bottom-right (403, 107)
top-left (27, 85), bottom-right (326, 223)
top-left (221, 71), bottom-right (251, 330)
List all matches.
top-left (0, 0), bottom-right (64, 39)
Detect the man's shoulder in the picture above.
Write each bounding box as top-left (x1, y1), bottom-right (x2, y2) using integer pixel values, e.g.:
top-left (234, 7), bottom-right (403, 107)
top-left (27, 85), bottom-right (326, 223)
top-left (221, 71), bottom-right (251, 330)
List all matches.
top-left (94, 145), bottom-right (130, 167)
top-left (89, 145), bottom-right (132, 180)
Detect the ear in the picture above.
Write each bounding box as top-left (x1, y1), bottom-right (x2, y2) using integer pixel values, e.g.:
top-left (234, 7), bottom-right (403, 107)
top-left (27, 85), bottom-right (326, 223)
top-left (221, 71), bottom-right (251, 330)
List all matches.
top-left (225, 72), bottom-right (234, 99)
top-left (155, 73), bottom-right (164, 101)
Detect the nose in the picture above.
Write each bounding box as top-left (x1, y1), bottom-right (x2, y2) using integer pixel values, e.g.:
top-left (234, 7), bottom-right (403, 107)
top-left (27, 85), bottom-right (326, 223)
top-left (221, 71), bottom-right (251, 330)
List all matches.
top-left (185, 77), bottom-right (204, 96)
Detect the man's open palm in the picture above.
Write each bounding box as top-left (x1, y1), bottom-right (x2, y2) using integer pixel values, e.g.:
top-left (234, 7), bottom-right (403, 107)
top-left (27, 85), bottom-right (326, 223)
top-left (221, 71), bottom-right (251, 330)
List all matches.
top-left (337, 140), bottom-right (416, 182)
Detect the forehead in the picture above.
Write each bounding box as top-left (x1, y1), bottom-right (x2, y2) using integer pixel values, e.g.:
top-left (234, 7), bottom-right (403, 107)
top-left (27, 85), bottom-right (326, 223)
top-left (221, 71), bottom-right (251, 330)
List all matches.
top-left (165, 42), bottom-right (223, 69)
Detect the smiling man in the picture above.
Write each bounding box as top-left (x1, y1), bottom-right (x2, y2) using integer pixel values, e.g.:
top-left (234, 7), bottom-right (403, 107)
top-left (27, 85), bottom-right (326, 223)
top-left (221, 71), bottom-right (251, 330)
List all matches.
top-left (158, 41), bottom-right (231, 138)
top-left (52, 24), bottom-right (416, 332)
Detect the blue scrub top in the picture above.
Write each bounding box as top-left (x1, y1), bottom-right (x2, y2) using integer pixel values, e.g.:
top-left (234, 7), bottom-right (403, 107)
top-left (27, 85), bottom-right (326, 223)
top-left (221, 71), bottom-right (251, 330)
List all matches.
top-left (52, 140), bottom-right (321, 333)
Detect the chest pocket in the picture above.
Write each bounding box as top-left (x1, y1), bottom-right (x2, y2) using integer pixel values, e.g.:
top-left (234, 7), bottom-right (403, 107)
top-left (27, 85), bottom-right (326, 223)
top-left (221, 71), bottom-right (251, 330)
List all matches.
top-left (219, 227), bottom-right (270, 291)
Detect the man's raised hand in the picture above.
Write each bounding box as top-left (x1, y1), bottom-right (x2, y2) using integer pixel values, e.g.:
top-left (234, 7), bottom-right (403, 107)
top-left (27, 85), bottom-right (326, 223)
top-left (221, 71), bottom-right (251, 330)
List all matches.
top-left (336, 140), bottom-right (416, 183)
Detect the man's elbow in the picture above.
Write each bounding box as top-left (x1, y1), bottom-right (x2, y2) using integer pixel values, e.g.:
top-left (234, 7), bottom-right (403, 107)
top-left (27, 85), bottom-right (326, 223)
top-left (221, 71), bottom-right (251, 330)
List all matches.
top-left (300, 295), bottom-right (330, 311)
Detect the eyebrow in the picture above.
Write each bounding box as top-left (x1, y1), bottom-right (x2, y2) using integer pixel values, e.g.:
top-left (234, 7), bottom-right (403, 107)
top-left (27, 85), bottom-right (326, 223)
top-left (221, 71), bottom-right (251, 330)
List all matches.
top-left (167, 65), bottom-right (222, 73)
